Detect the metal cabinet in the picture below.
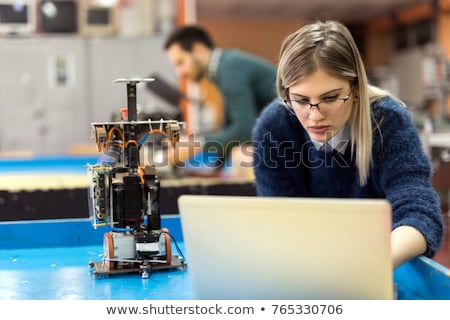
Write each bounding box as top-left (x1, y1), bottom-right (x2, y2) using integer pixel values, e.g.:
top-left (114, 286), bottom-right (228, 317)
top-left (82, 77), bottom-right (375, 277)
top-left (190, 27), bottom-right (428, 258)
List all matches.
top-left (0, 35), bottom-right (176, 155)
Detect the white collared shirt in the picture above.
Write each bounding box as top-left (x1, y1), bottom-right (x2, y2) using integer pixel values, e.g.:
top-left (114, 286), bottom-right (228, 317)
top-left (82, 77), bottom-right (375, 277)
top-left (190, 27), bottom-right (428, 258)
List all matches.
top-left (207, 48), bottom-right (223, 81)
top-left (311, 121), bottom-right (350, 154)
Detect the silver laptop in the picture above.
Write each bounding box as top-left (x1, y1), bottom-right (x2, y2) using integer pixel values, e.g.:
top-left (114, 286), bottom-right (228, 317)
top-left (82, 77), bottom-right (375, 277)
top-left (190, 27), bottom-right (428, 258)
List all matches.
top-left (178, 195), bottom-right (393, 300)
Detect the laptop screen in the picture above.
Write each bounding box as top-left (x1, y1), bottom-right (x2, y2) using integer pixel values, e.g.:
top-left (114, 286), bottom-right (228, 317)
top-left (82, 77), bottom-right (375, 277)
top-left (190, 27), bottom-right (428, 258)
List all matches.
top-left (178, 195), bottom-right (393, 299)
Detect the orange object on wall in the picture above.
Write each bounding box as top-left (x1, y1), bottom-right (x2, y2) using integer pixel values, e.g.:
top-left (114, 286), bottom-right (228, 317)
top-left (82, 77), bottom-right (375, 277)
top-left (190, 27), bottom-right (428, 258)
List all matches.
top-left (175, 0), bottom-right (191, 132)
top-left (395, 2), bottom-right (434, 24)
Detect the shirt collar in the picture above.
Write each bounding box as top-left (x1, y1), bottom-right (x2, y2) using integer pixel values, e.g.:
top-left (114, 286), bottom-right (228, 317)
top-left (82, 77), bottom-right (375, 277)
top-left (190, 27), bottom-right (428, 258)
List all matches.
top-left (207, 48), bottom-right (223, 81)
top-left (311, 121), bottom-right (351, 154)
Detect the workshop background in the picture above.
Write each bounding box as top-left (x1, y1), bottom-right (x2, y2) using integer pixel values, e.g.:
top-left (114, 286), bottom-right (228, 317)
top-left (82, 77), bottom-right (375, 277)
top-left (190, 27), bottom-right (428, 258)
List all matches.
top-left (0, 0), bottom-right (449, 269)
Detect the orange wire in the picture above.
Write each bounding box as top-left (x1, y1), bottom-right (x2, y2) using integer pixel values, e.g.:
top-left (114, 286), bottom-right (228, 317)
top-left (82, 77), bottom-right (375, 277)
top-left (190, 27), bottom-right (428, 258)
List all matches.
top-left (138, 166), bottom-right (145, 185)
top-left (108, 126), bottom-right (125, 141)
top-left (97, 140), bottom-right (105, 152)
top-left (124, 140), bottom-right (139, 148)
top-left (149, 129), bottom-right (167, 136)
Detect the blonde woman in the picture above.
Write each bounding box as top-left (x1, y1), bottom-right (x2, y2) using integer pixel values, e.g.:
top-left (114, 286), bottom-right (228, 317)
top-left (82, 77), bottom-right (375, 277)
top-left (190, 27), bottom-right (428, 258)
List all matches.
top-left (252, 20), bottom-right (444, 269)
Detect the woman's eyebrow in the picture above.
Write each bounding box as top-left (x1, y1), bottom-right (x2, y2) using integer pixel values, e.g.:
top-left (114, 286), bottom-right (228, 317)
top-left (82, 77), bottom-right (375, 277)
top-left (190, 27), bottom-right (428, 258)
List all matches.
top-left (289, 88), bottom-right (344, 98)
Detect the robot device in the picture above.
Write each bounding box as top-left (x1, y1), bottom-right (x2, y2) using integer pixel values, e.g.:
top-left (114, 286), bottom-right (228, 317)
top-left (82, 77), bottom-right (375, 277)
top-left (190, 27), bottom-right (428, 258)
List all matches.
top-left (87, 78), bottom-right (186, 278)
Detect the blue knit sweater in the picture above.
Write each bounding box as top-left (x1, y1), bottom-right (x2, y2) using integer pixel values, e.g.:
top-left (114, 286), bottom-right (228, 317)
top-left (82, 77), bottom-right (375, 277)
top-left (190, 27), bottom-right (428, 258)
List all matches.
top-left (252, 96), bottom-right (444, 258)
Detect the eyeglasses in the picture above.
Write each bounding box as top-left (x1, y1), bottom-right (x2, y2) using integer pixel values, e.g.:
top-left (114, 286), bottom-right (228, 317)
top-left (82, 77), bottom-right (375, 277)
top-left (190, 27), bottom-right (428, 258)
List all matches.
top-left (284, 88), bottom-right (353, 117)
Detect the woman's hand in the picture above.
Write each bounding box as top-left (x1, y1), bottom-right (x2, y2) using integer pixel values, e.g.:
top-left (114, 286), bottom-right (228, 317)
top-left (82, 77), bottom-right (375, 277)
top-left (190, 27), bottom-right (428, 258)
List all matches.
top-left (391, 225), bottom-right (427, 269)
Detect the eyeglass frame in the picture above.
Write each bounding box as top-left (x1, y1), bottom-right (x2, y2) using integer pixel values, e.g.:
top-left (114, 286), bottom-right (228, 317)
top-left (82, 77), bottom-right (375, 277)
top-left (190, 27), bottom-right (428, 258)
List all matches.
top-left (283, 86), bottom-right (354, 116)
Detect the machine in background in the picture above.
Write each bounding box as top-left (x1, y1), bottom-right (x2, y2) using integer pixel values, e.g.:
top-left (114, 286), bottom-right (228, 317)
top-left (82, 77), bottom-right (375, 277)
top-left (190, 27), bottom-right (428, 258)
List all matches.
top-left (87, 78), bottom-right (186, 279)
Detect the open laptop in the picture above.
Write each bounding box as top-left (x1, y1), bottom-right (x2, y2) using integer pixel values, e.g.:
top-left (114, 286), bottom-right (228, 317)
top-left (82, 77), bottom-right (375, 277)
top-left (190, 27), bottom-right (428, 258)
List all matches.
top-left (178, 195), bottom-right (393, 300)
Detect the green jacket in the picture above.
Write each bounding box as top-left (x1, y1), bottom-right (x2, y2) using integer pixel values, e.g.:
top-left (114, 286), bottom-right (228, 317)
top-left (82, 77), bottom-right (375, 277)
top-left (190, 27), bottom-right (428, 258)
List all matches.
top-left (204, 49), bottom-right (277, 159)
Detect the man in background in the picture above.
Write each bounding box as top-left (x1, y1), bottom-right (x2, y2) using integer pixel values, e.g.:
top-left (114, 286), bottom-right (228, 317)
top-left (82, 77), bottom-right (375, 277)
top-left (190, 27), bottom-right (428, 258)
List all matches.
top-left (164, 25), bottom-right (277, 171)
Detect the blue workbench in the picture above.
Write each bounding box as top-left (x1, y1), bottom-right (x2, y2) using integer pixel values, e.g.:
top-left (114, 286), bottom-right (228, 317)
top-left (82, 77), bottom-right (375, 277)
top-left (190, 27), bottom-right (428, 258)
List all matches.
top-left (0, 216), bottom-right (449, 300)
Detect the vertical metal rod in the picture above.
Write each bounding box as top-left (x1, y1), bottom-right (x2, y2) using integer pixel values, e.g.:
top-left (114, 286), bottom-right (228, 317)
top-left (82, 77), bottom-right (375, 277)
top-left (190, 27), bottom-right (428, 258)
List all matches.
top-left (126, 82), bottom-right (137, 121)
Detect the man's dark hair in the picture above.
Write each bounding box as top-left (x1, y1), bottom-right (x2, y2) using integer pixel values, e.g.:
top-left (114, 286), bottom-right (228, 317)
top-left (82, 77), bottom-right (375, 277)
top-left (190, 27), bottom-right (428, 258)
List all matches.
top-left (164, 25), bottom-right (215, 51)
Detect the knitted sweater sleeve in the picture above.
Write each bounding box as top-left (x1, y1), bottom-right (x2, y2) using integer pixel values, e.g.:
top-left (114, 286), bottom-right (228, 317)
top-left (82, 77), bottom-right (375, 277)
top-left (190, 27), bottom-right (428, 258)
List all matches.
top-left (373, 98), bottom-right (444, 257)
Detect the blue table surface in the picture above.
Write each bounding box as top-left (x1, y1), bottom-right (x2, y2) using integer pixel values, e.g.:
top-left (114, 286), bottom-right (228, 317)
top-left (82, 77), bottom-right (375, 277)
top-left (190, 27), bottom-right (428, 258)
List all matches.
top-left (0, 245), bottom-right (193, 300)
top-left (0, 155), bottom-right (101, 174)
top-left (0, 215), bottom-right (193, 300)
top-left (1, 216), bottom-right (450, 300)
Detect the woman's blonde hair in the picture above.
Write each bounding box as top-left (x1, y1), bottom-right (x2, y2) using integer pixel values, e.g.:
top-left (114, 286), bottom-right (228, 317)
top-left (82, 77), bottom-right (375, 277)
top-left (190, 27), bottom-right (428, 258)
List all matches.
top-left (277, 20), bottom-right (393, 185)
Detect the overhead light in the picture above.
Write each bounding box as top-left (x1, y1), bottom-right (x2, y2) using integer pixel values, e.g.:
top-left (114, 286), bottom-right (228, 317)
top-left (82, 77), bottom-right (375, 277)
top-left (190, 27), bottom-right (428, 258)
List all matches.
top-left (96, 0), bottom-right (117, 7)
top-left (41, 1), bottom-right (57, 18)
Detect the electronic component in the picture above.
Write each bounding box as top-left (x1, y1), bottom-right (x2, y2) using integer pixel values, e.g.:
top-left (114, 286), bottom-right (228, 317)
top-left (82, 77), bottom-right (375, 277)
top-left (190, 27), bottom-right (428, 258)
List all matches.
top-left (87, 78), bottom-right (186, 278)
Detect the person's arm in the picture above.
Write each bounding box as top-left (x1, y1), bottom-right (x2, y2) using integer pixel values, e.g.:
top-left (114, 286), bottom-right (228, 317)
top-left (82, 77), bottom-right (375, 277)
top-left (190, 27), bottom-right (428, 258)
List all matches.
top-left (203, 54), bottom-right (275, 157)
top-left (203, 81), bottom-right (258, 154)
top-left (391, 225), bottom-right (427, 269)
top-left (374, 98), bottom-right (444, 267)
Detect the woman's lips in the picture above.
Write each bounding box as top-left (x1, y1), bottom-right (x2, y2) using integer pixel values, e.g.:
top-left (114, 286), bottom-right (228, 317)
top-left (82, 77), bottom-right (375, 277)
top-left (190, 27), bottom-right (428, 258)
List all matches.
top-left (308, 126), bottom-right (331, 135)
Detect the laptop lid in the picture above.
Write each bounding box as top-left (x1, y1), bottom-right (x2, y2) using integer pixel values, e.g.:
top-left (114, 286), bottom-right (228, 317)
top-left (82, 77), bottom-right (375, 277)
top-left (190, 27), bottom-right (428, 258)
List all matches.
top-left (178, 195), bottom-right (393, 300)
